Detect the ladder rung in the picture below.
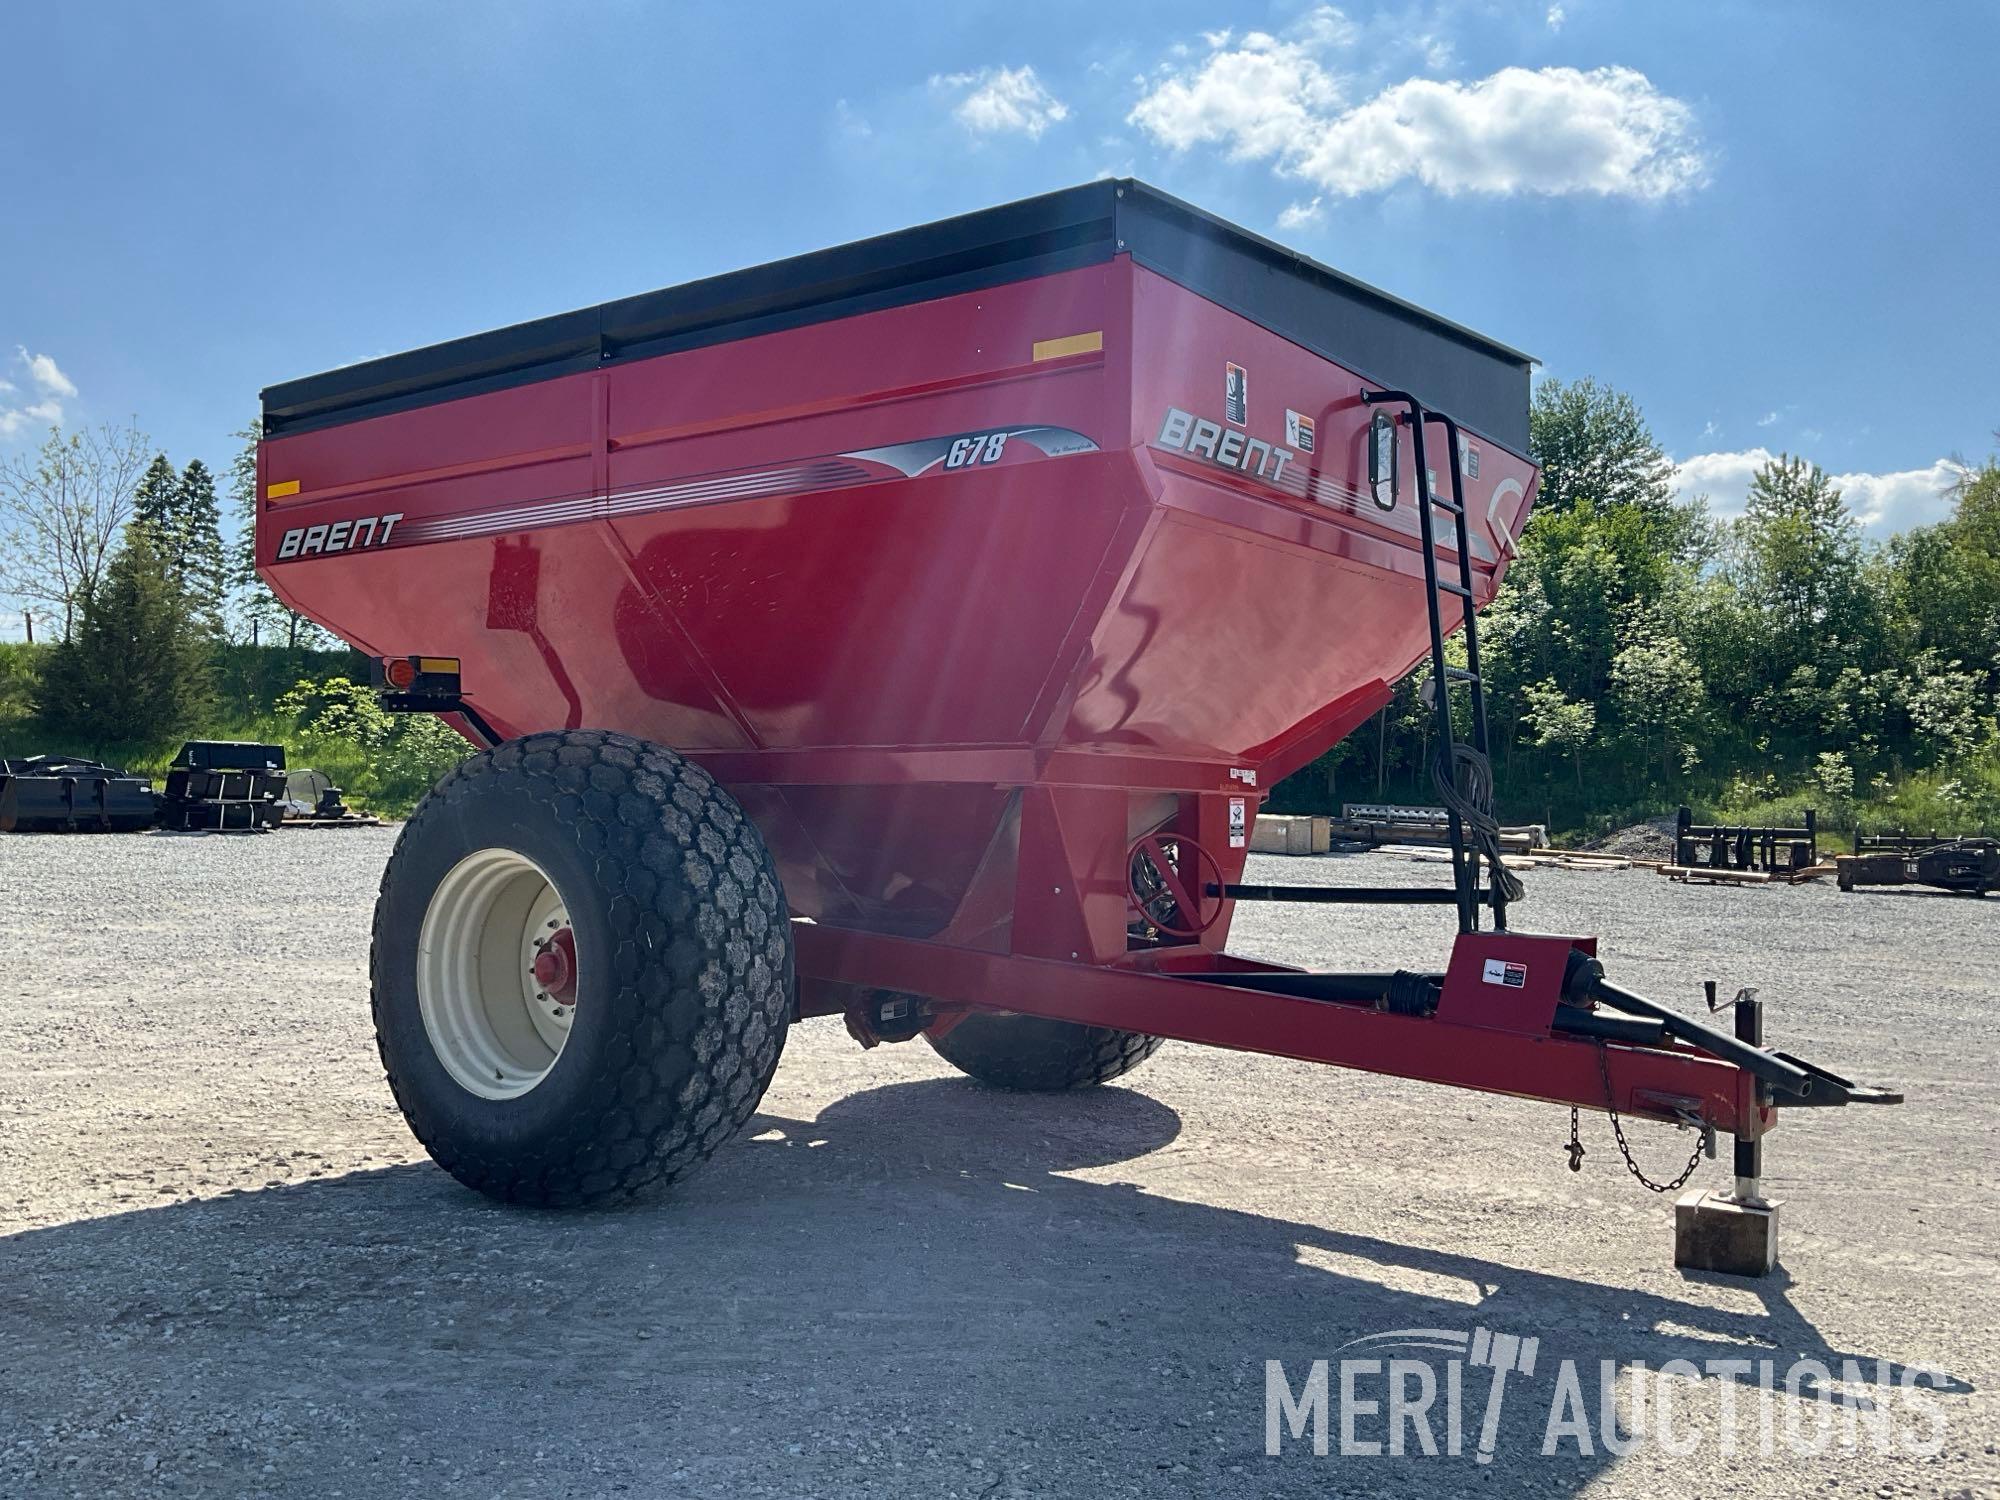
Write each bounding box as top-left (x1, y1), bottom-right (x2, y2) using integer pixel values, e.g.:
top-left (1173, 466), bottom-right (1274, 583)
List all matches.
top-left (1215, 884), bottom-right (1497, 907)
top-left (1430, 496), bottom-right (1464, 516)
top-left (1435, 579), bottom-right (1474, 599)
top-left (1443, 666), bottom-right (1481, 683)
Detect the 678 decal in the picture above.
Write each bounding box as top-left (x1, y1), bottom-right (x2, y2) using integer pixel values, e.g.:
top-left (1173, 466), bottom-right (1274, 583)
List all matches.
top-left (942, 431), bottom-right (1009, 469)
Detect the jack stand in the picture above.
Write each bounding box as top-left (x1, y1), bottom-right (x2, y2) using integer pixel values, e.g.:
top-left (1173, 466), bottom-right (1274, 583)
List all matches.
top-left (1675, 992), bottom-right (1779, 1276)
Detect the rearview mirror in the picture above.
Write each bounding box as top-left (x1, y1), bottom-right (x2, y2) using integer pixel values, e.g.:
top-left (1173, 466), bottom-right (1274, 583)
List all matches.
top-left (1369, 410), bottom-right (1399, 510)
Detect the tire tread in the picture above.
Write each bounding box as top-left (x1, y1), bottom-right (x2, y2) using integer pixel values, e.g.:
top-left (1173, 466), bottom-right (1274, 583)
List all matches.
top-left (370, 730), bottom-right (791, 1207)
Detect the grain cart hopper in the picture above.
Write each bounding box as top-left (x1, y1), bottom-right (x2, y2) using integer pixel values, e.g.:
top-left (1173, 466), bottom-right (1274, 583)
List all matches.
top-left (257, 182), bottom-right (1898, 1272)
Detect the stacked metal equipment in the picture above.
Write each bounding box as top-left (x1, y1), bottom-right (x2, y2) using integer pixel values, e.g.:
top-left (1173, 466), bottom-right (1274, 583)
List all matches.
top-left (0, 755), bottom-right (160, 832)
top-left (1838, 835), bottom-right (2000, 896)
top-left (157, 741), bottom-right (288, 831)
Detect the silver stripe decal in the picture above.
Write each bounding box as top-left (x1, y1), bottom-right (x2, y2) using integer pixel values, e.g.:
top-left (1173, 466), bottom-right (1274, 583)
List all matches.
top-left (398, 460), bottom-right (878, 544)
top-left (394, 432), bottom-right (1098, 545)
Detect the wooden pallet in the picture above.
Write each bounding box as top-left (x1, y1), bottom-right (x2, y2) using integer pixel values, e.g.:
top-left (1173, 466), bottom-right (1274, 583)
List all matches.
top-left (1527, 847), bottom-right (1658, 871)
top-left (1660, 863), bottom-right (1780, 885)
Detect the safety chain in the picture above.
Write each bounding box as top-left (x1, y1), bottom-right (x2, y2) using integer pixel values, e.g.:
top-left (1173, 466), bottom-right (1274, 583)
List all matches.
top-left (1564, 1044), bottom-right (1705, 1193)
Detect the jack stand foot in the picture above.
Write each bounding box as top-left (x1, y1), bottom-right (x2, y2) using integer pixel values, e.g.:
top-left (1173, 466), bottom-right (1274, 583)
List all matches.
top-left (1674, 1188), bottom-right (1780, 1276)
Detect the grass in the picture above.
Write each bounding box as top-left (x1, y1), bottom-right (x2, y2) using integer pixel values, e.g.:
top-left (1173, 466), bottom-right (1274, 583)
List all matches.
top-left (0, 712), bottom-right (454, 819)
top-left (1706, 760), bottom-right (2000, 845)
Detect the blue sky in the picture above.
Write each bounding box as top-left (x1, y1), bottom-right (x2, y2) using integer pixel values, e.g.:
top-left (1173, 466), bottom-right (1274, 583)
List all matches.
top-left (3, 0), bottom-right (1995, 600)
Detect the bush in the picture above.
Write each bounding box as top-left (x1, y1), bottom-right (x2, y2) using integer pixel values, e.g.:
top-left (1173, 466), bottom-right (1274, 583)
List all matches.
top-left (0, 641), bottom-right (46, 729)
top-left (213, 642), bottom-right (367, 719)
top-left (276, 675), bottom-right (469, 810)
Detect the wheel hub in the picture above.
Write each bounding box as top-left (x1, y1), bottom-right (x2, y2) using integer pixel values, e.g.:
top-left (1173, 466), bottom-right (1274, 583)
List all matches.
top-left (531, 926), bottom-right (577, 1005)
top-left (415, 848), bottom-right (580, 1101)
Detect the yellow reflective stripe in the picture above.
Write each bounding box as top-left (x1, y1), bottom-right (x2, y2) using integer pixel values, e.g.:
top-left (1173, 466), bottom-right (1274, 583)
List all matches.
top-left (265, 479), bottom-right (301, 499)
top-left (1031, 331), bottom-right (1103, 362)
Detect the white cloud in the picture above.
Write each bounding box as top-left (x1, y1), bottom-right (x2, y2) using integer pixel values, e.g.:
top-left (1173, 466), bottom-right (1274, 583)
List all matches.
top-left (1131, 16), bottom-right (1707, 200)
top-left (1834, 460), bottom-right (1969, 533)
top-left (933, 65), bottom-right (1069, 140)
top-left (1277, 197), bottom-right (1327, 230)
top-left (1755, 410), bottom-right (1778, 426)
top-left (16, 347), bottom-right (77, 399)
top-left (1416, 33), bottom-right (1456, 73)
top-left (1670, 447), bottom-right (1968, 535)
top-left (1, 348), bottom-right (73, 439)
top-left (1290, 67), bottom-right (1706, 197)
top-left (1293, 6), bottom-right (1359, 50)
top-left (1128, 14), bottom-right (1346, 160)
top-left (1547, 4), bottom-right (1566, 30)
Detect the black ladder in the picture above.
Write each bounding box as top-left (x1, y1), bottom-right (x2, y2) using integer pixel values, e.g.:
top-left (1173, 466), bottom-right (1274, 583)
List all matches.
top-left (1361, 390), bottom-right (1508, 933)
top-left (1209, 391), bottom-right (1515, 932)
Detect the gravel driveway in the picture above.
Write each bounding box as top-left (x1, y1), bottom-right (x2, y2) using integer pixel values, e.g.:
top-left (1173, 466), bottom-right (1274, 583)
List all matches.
top-left (1, 829), bottom-right (1994, 1497)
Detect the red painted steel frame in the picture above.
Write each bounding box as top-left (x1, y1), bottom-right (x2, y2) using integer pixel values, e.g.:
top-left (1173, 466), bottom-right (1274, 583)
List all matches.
top-left (258, 250), bottom-right (1781, 1141)
top-left (796, 925), bottom-right (1768, 1138)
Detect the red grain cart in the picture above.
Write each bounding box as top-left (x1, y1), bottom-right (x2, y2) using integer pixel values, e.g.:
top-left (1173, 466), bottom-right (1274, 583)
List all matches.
top-left (258, 182), bottom-right (1896, 1269)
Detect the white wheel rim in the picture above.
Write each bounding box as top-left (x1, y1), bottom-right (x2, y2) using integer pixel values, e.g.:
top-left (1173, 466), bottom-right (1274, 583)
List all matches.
top-left (417, 848), bottom-right (579, 1100)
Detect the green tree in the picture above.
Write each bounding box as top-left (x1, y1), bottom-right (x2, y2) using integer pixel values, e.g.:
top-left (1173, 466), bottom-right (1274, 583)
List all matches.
top-left (128, 450), bottom-right (227, 625)
top-left (36, 522), bottom-right (217, 742)
top-left (1899, 650), bottom-right (1995, 769)
top-left (133, 453), bottom-right (178, 534)
top-left (227, 420), bottom-right (327, 646)
top-left (171, 458), bottom-right (228, 620)
top-left (1529, 376), bottom-right (1677, 518)
top-left (0, 422), bottom-right (152, 636)
top-left (1610, 624), bottom-right (1705, 780)
top-left (1892, 460), bottom-right (2000, 696)
top-left (1728, 456), bottom-right (1877, 725)
top-left (1523, 678), bottom-right (1596, 790)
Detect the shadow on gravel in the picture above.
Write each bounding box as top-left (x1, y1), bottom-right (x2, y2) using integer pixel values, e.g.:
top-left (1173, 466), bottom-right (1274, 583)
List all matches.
top-left (0, 1078), bottom-right (1976, 1496)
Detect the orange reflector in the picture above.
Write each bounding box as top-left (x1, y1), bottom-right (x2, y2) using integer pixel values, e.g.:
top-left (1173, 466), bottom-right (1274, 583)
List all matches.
top-left (1031, 331), bottom-right (1103, 362)
top-left (383, 658), bottom-right (417, 690)
top-left (265, 479), bottom-right (301, 500)
top-left (417, 657), bottom-right (461, 676)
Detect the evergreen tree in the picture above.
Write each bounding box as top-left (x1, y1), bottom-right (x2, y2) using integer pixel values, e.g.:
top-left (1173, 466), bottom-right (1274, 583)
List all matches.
top-left (173, 457), bottom-right (228, 621)
top-left (36, 521), bottom-right (217, 743)
top-left (133, 453), bottom-right (178, 536)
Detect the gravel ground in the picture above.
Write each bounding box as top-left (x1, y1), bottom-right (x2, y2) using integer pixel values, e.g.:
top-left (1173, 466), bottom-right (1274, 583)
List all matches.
top-left (1, 828), bottom-right (1995, 1498)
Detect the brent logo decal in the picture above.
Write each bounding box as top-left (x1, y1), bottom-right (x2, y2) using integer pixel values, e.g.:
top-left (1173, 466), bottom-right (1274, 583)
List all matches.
top-left (276, 512), bottom-right (404, 561)
top-left (1156, 407), bottom-right (1293, 483)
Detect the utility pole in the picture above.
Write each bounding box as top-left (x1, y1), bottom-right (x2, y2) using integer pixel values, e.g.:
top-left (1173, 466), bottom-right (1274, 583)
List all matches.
top-left (21, 610), bottom-right (31, 645)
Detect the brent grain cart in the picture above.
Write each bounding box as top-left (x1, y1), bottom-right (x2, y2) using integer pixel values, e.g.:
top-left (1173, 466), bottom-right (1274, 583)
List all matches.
top-left (257, 182), bottom-right (1897, 1272)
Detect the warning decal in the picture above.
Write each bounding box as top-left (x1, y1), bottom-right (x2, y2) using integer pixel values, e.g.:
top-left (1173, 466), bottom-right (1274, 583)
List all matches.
top-left (1228, 796), bottom-right (1248, 849)
top-left (1285, 409), bottom-right (1315, 453)
top-left (1481, 958), bottom-right (1528, 989)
